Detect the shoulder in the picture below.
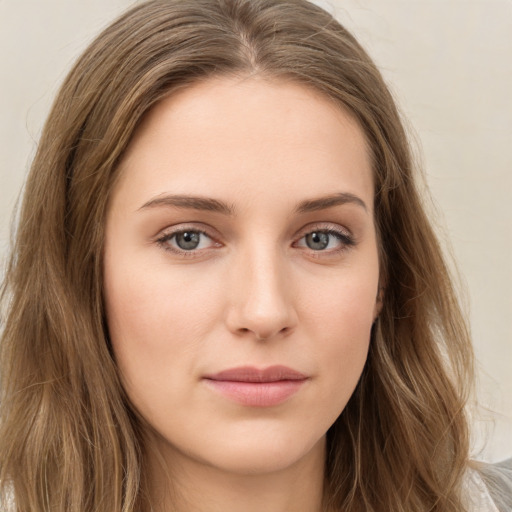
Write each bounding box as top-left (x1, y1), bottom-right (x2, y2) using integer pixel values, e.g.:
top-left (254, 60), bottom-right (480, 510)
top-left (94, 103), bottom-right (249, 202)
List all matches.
top-left (466, 459), bottom-right (512, 512)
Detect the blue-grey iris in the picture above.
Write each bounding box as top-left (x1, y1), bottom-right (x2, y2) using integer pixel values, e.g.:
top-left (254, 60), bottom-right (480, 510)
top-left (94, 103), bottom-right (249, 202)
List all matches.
top-left (305, 232), bottom-right (329, 250)
top-left (176, 231), bottom-right (201, 250)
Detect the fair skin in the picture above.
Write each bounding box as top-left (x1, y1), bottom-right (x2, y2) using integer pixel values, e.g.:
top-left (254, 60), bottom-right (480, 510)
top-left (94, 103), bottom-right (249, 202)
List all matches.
top-left (103, 76), bottom-right (381, 512)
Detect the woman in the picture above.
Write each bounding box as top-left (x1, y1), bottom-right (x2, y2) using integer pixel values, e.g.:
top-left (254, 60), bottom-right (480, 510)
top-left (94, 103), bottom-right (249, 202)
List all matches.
top-left (0, 0), bottom-right (510, 511)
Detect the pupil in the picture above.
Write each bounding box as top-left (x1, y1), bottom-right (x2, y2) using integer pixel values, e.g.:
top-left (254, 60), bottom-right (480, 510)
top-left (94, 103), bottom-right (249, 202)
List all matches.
top-left (306, 232), bottom-right (329, 250)
top-left (176, 231), bottom-right (200, 250)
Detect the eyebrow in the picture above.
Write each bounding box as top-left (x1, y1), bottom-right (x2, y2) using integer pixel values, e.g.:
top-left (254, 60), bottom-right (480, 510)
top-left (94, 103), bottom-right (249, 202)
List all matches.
top-left (139, 195), bottom-right (235, 215)
top-left (138, 192), bottom-right (368, 215)
top-left (295, 193), bottom-right (368, 214)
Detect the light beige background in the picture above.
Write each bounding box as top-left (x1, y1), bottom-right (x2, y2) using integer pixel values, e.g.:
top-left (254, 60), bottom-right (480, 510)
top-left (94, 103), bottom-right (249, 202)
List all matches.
top-left (1, 0), bottom-right (511, 461)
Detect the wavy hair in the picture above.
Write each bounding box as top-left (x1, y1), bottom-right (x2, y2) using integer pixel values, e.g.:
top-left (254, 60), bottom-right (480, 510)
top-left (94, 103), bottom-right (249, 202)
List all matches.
top-left (0, 0), bottom-right (474, 510)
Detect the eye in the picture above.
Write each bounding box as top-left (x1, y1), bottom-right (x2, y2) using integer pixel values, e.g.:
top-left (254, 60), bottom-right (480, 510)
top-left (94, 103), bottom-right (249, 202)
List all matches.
top-left (295, 228), bottom-right (355, 252)
top-left (157, 229), bottom-right (217, 253)
top-left (305, 232), bottom-right (331, 251)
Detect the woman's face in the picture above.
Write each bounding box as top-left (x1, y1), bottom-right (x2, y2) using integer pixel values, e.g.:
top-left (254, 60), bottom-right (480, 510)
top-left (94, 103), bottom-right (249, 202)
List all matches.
top-left (104, 76), bottom-right (380, 476)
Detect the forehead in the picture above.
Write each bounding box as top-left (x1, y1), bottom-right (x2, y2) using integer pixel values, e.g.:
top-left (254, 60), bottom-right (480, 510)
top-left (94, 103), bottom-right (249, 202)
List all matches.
top-left (114, 75), bottom-right (374, 214)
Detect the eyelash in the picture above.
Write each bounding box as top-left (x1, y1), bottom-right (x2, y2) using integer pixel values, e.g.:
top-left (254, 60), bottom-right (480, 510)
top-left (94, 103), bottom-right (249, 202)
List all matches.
top-left (156, 227), bottom-right (218, 258)
top-left (155, 225), bottom-right (356, 257)
top-left (294, 228), bottom-right (355, 255)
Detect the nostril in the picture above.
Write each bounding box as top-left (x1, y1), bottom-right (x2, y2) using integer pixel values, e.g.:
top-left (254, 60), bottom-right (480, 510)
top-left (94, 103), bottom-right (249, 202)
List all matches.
top-left (237, 325), bottom-right (293, 342)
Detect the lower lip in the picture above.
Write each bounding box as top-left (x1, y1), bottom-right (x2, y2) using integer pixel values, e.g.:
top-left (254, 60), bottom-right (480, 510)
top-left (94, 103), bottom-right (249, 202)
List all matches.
top-left (203, 379), bottom-right (306, 407)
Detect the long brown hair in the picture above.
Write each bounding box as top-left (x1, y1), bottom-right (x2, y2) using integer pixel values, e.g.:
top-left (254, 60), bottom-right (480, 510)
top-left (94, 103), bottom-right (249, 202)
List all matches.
top-left (0, 1), bottom-right (474, 510)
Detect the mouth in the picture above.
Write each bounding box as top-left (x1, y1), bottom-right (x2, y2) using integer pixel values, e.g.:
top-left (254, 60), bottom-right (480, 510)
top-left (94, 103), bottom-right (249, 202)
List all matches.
top-left (202, 365), bottom-right (308, 407)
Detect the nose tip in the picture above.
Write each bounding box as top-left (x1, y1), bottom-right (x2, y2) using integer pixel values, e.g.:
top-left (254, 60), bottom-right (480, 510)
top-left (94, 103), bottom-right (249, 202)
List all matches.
top-left (225, 256), bottom-right (297, 341)
top-left (235, 313), bottom-right (293, 341)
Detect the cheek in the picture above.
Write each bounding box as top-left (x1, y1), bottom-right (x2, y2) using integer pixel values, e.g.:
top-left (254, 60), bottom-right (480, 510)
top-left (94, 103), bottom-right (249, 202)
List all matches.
top-left (104, 251), bottom-right (221, 341)
top-left (300, 259), bottom-right (378, 338)
top-left (102, 254), bottom-right (223, 410)
top-left (298, 267), bottom-right (377, 406)
top-left (320, 308), bottom-right (371, 401)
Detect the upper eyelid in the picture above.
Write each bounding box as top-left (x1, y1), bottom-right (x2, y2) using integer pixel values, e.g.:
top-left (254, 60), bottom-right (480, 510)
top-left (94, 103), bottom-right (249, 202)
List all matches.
top-left (155, 223), bottom-right (218, 240)
top-left (293, 222), bottom-right (353, 239)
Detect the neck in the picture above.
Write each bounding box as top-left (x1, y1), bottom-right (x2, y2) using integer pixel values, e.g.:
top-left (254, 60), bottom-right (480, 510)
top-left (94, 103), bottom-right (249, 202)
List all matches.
top-left (146, 436), bottom-right (327, 512)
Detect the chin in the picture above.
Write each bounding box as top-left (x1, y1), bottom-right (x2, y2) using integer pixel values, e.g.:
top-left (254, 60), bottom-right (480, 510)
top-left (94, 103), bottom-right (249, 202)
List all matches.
top-left (172, 425), bottom-right (326, 476)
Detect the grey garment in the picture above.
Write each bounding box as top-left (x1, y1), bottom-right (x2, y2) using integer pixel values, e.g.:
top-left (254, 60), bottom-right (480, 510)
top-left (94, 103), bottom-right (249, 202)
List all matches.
top-left (479, 458), bottom-right (512, 512)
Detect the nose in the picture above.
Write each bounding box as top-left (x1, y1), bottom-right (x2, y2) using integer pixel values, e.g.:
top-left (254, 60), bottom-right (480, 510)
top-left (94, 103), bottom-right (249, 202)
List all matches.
top-left (225, 247), bottom-right (297, 341)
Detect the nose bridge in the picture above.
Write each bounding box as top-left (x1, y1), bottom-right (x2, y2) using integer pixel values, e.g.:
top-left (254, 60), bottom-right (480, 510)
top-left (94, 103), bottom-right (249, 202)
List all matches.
top-left (226, 239), bottom-right (296, 340)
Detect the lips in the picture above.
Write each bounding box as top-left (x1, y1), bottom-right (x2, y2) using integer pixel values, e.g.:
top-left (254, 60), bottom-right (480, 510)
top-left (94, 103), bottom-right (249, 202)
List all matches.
top-left (205, 365), bottom-right (307, 383)
top-left (202, 365), bottom-right (308, 407)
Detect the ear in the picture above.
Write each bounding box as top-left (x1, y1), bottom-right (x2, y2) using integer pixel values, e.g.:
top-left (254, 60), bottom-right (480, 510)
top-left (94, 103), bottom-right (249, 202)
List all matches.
top-left (373, 285), bottom-right (384, 321)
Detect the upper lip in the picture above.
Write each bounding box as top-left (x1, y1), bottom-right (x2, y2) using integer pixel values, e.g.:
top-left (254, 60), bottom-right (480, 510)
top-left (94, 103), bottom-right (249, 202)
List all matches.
top-left (204, 365), bottom-right (307, 383)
